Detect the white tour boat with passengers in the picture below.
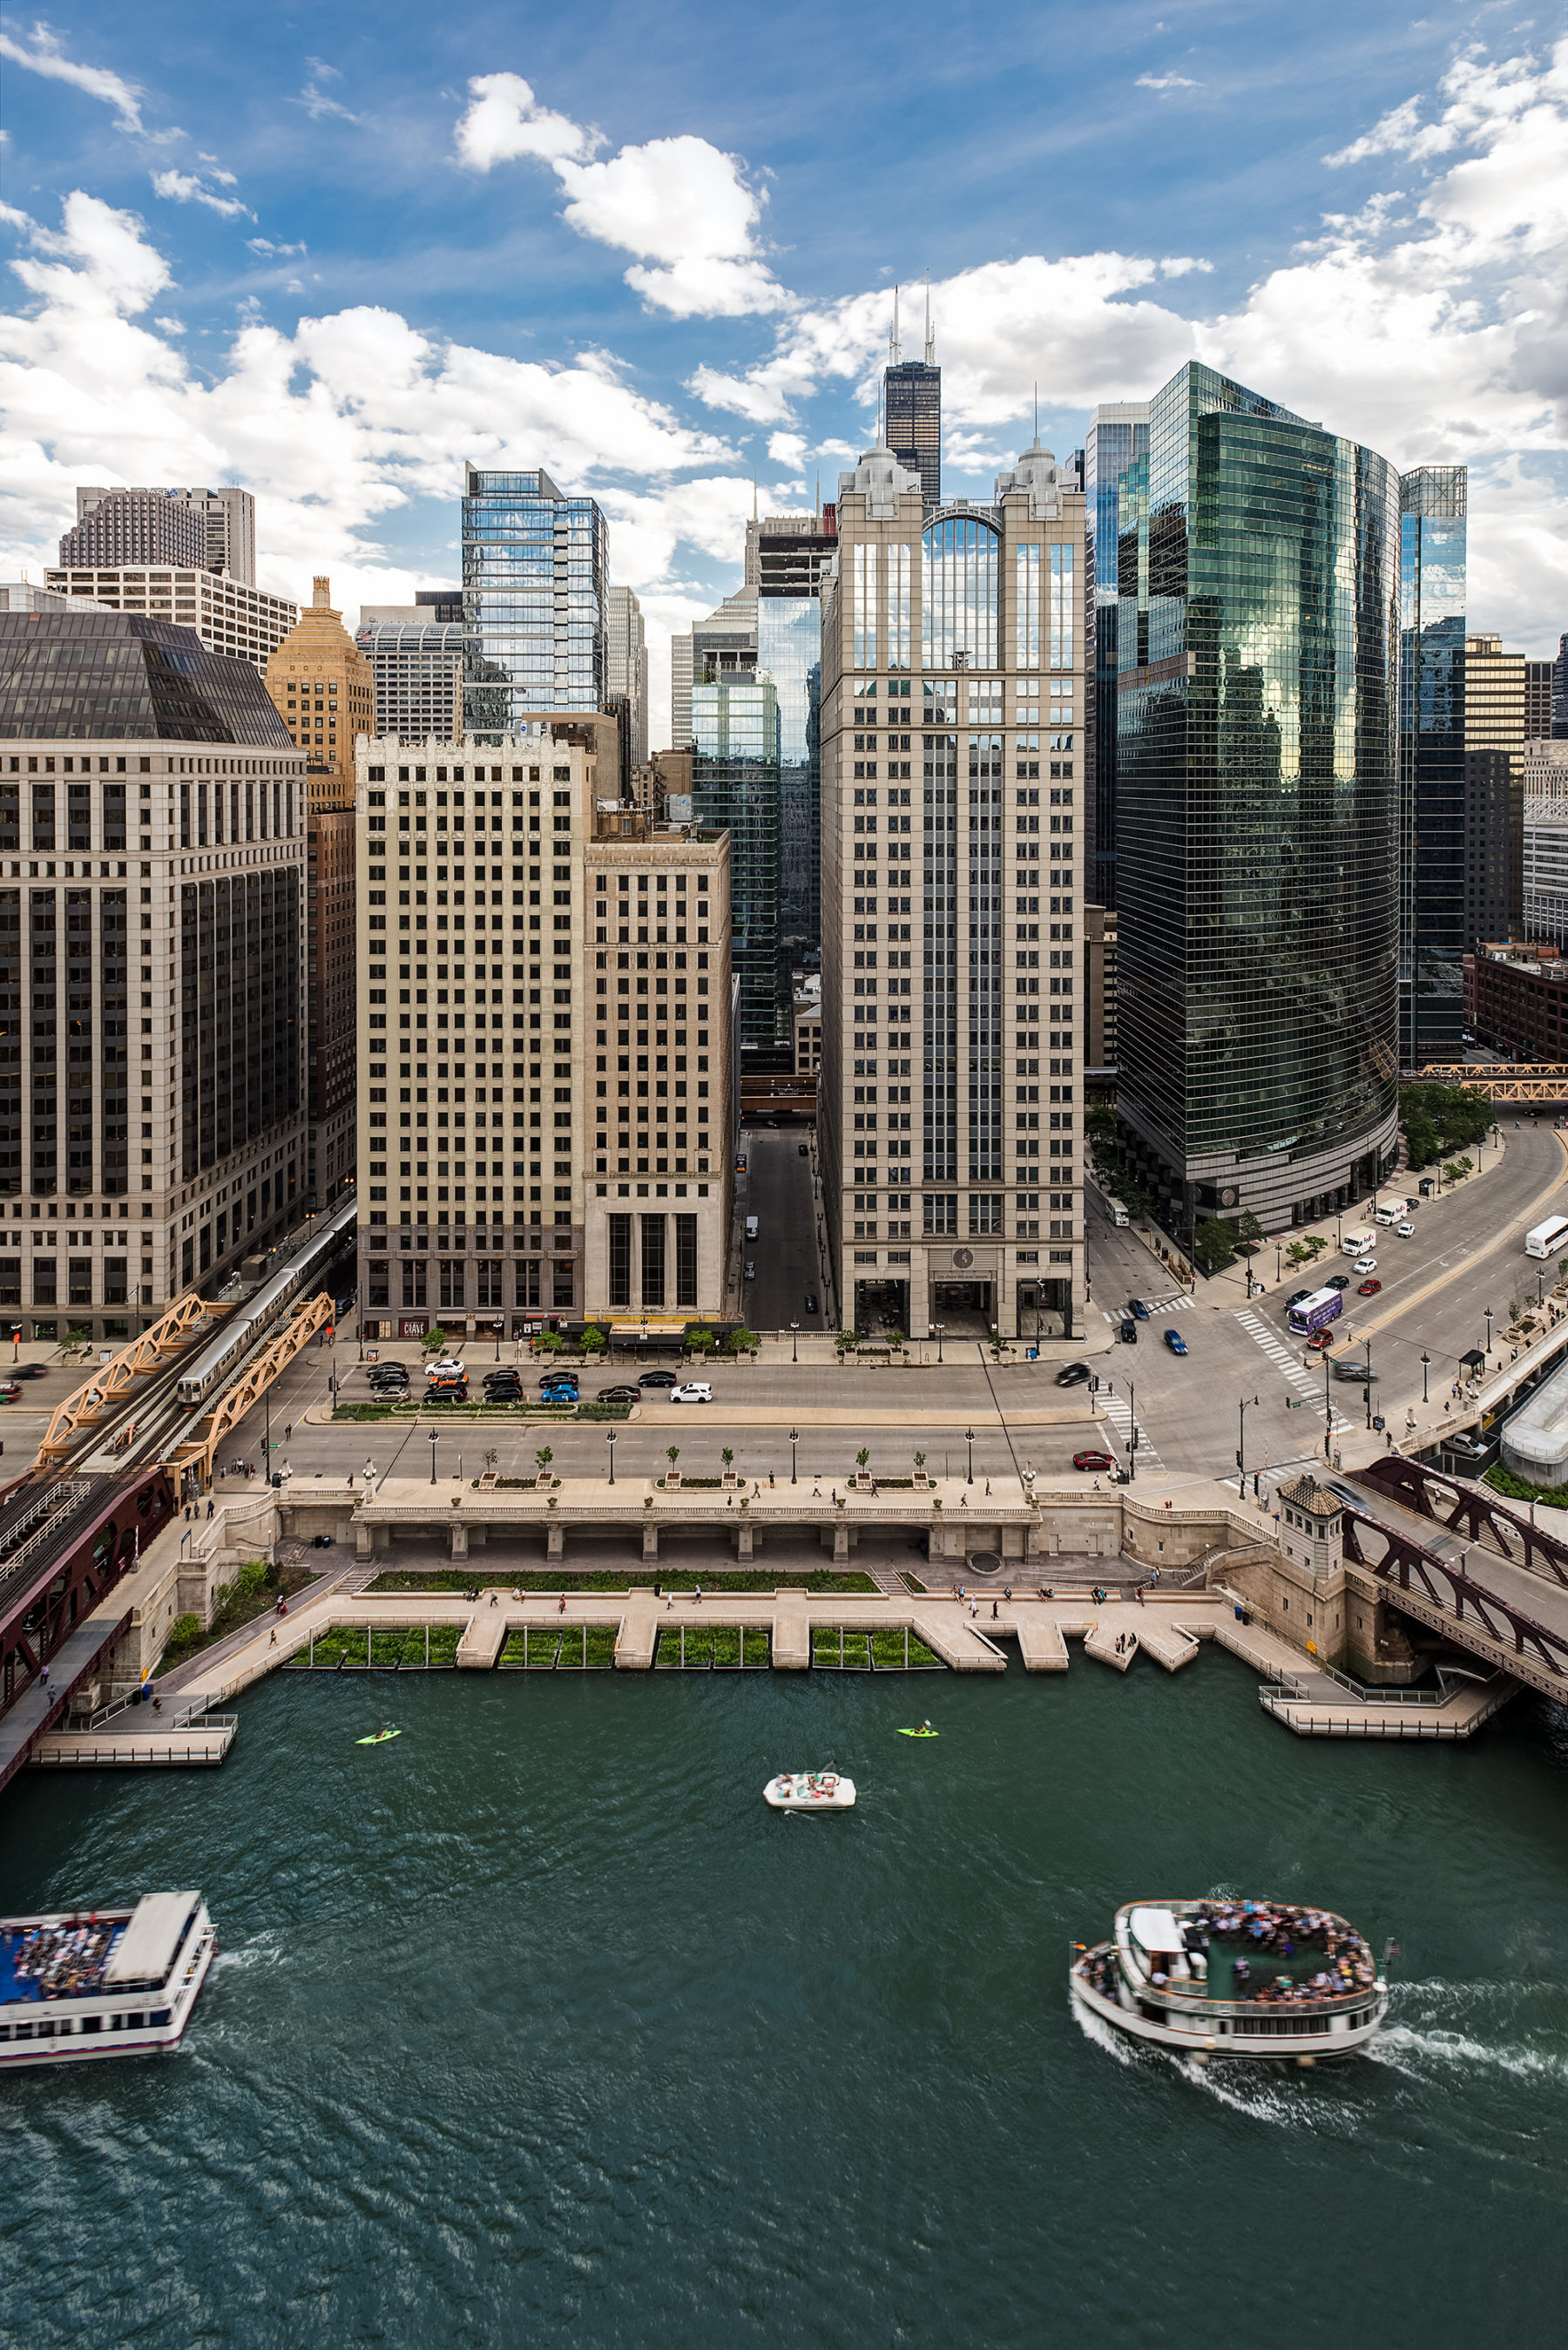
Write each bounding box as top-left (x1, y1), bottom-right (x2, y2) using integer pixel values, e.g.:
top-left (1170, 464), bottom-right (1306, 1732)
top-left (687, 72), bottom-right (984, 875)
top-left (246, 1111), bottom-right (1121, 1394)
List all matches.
top-left (0, 1891), bottom-right (216, 2069)
top-left (765, 1770), bottom-right (855, 1812)
top-left (1071, 1897), bottom-right (1389, 2064)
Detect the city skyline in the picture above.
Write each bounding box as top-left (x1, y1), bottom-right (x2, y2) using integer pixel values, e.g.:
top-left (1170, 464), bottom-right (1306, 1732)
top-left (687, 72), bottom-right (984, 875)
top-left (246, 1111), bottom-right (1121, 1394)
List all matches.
top-left (1, 10), bottom-right (1564, 749)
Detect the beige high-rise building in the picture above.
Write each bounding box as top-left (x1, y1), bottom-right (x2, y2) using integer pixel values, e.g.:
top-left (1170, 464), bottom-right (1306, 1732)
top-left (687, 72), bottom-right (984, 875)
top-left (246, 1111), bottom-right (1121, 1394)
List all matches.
top-left (266, 578), bottom-right (376, 812)
top-left (820, 440), bottom-right (1087, 1341)
top-left (1465, 633), bottom-right (1528, 769)
top-left (353, 731), bottom-right (732, 1341)
top-left (45, 564), bottom-right (296, 675)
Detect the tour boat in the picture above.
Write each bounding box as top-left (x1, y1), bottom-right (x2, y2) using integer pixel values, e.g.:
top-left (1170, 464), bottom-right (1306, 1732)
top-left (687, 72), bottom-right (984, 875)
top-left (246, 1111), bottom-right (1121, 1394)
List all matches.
top-left (765, 1770), bottom-right (856, 1812)
top-left (1071, 1897), bottom-right (1389, 2065)
top-left (0, 1892), bottom-right (216, 2069)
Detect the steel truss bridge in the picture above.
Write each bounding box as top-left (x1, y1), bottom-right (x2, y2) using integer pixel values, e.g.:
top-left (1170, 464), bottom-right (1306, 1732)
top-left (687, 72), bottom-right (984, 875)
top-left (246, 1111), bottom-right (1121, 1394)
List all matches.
top-left (1410, 1063), bottom-right (1568, 1105)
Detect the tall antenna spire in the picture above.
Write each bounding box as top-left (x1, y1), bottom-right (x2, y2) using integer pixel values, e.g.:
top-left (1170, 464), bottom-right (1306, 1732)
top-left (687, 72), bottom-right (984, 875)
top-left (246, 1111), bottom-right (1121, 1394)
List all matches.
top-left (752, 473), bottom-right (758, 522)
top-left (1033, 381), bottom-right (1039, 445)
top-left (892, 282), bottom-right (901, 367)
top-left (924, 271), bottom-right (934, 367)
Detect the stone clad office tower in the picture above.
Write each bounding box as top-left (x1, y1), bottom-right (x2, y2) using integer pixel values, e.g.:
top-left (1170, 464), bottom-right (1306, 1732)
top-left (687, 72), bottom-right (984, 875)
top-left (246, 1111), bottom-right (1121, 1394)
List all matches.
top-left (1115, 362), bottom-right (1402, 1240)
top-left (821, 442), bottom-right (1086, 1340)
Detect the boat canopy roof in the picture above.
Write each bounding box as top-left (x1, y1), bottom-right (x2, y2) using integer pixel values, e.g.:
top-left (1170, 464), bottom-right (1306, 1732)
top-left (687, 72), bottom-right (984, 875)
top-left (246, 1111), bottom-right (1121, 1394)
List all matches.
top-left (1126, 1905), bottom-right (1185, 1954)
top-left (104, 1892), bottom-right (199, 1987)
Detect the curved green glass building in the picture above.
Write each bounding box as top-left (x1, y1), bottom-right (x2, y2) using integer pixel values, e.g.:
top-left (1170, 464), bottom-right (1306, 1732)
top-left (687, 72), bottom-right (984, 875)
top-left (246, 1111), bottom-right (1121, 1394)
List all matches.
top-left (1117, 362), bottom-right (1401, 1236)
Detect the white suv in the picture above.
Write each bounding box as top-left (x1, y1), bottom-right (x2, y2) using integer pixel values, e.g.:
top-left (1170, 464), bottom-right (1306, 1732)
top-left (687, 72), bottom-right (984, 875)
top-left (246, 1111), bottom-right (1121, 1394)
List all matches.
top-left (672, 1381), bottom-right (713, 1404)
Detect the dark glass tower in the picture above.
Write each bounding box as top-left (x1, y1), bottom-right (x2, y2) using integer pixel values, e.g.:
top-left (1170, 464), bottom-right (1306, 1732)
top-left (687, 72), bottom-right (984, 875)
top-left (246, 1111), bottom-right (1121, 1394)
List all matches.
top-left (691, 675), bottom-right (783, 1049)
top-left (461, 465), bottom-right (609, 738)
top-left (1117, 363), bottom-right (1402, 1236)
top-left (1082, 403), bottom-right (1149, 911)
top-left (1398, 467), bottom-right (1467, 1064)
top-left (884, 362), bottom-right (941, 508)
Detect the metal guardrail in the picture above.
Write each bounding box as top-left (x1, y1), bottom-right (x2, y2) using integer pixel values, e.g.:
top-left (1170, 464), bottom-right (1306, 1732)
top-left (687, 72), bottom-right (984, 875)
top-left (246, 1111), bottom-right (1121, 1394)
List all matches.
top-left (30, 1714), bottom-right (237, 1766)
top-left (0, 1480), bottom-right (95, 1615)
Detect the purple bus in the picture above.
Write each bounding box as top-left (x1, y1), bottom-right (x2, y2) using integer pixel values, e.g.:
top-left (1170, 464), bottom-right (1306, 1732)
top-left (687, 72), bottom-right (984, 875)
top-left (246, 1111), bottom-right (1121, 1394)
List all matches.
top-left (1287, 1286), bottom-right (1343, 1338)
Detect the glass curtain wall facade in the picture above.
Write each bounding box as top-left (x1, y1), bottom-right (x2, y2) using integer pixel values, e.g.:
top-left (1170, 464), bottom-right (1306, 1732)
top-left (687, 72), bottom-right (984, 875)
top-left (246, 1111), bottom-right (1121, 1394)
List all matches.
top-left (1082, 403), bottom-right (1149, 911)
top-left (461, 467), bottom-right (608, 739)
top-left (692, 678), bottom-right (783, 1048)
top-left (757, 597), bottom-right (821, 958)
top-left (1398, 467), bottom-right (1467, 1064)
top-left (1118, 362), bottom-right (1401, 1234)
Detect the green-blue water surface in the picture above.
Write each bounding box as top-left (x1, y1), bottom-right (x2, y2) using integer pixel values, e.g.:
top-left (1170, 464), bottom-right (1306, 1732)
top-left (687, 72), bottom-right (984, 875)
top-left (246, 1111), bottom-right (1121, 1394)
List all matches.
top-left (3, 1650), bottom-right (1566, 2345)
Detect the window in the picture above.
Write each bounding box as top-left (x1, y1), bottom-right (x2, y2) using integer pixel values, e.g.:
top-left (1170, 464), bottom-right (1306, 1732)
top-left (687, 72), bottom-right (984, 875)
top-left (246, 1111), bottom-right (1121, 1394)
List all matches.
top-left (970, 1195), bottom-right (1003, 1235)
top-left (923, 1195), bottom-right (957, 1236)
top-left (368, 1259), bottom-right (389, 1309)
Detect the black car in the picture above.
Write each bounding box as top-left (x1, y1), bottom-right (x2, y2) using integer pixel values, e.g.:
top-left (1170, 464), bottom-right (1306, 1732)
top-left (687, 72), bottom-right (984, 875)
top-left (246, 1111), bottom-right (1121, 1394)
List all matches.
top-left (1128, 1297), bottom-right (1149, 1321)
top-left (1325, 1275), bottom-right (1350, 1291)
top-left (1055, 1362), bottom-right (1092, 1387)
top-left (369, 1372), bottom-right (409, 1391)
top-left (483, 1376), bottom-right (524, 1396)
top-left (1287, 1289), bottom-right (1311, 1308)
top-left (639, 1370), bottom-right (677, 1389)
top-left (804, 1293), bottom-right (820, 1315)
top-left (1119, 1319), bottom-right (1138, 1344)
top-left (10, 1363), bottom-right (48, 1379)
top-left (598, 1384), bottom-right (640, 1404)
top-left (798, 1143), bottom-right (809, 1157)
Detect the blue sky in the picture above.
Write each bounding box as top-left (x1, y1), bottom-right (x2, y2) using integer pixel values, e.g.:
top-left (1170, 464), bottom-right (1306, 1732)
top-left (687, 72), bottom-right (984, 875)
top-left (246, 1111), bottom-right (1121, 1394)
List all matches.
top-left (3, 2), bottom-right (1565, 738)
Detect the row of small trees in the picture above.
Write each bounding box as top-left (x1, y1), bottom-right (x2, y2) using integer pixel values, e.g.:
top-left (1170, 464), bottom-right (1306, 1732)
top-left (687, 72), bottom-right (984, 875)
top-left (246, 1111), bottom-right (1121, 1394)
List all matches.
top-left (422, 1323), bottom-right (756, 1357)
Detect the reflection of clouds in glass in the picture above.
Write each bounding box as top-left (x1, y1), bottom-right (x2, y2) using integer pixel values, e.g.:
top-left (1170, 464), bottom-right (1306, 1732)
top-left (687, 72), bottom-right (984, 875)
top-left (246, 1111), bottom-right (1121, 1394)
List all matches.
top-left (922, 515), bottom-right (998, 672)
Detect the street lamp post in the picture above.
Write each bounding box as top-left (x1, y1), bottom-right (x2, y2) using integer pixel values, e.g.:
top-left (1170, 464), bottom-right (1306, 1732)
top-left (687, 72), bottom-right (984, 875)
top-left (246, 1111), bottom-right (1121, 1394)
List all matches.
top-left (1275, 1242), bottom-right (1282, 1288)
top-left (1421, 1350), bottom-right (1430, 1404)
top-left (965, 1426), bottom-right (976, 1483)
top-left (935, 1323), bottom-right (944, 1365)
top-left (790, 1320), bottom-right (799, 1364)
top-left (1323, 1350), bottom-right (1333, 1462)
top-left (1238, 1394), bottom-right (1260, 1498)
top-left (1364, 1337), bottom-right (1374, 1431)
top-left (789, 1426), bottom-right (799, 1486)
top-left (1127, 1380), bottom-right (1136, 1480)
top-left (605, 1430), bottom-right (617, 1486)
top-left (1484, 1306), bottom-right (1494, 1358)
top-left (429, 1430), bottom-right (438, 1485)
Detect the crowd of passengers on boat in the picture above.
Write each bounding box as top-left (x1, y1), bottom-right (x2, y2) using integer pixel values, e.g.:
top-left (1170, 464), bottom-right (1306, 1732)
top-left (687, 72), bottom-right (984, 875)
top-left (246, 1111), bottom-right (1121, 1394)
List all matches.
top-left (2, 1917), bottom-right (119, 2001)
top-left (1174, 1902), bottom-right (1378, 2002)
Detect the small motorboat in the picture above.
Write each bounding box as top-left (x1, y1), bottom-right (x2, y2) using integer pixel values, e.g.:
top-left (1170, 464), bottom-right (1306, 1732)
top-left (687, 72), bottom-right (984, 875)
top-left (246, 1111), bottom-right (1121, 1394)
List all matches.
top-left (765, 1770), bottom-right (855, 1812)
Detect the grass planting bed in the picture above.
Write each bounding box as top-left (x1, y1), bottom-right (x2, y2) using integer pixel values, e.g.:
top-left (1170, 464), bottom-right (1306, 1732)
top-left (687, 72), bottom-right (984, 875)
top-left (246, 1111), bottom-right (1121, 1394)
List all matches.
top-left (363, 1566), bottom-right (880, 1596)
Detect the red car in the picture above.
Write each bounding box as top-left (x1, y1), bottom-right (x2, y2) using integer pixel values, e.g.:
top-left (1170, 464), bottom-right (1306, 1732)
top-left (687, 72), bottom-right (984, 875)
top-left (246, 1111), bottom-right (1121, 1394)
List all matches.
top-left (1072, 1449), bottom-right (1116, 1473)
top-left (1357, 1277), bottom-right (1382, 1297)
top-left (1307, 1329), bottom-right (1335, 1351)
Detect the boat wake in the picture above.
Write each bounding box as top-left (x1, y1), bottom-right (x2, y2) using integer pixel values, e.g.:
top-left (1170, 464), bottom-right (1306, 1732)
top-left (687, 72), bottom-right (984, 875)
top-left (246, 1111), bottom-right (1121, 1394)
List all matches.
top-left (1068, 1990), bottom-right (1136, 2069)
top-left (1373, 2024), bottom-right (1568, 2086)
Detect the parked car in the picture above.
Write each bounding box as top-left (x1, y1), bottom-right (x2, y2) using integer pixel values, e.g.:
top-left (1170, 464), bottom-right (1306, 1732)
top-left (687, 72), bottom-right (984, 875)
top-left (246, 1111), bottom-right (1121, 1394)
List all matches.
top-left (426, 1382), bottom-right (469, 1403)
top-left (1128, 1297), bottom-right (1149, 1321)
top-left (1164, 1328), bottom-right (1188, 1355)
top-left (1073, 1449), bottom-right (1116, 1473)
top-left (1287, 1289), bottom-right (1311, 1308)
top-left (1055, 1362), bottom-right (1092, 1387)
top-left (369, 1369), bottom-right (409, 1389)
top-left (744, 1260), bottom-right (756, 1281)
top-left (1354, 1257), bottom-right (1377, 1275)
top-left (1119, 1320), bottom-right (1138, 1344)
top-left (804, 1293), bottom-right (820, 1315)
top-left (427, 1357), bottom-right (466, 1380)
top-left (483, 1376), bottom-right (524, 1396)
top-left (1357, 1278), bottom-right (1382, 1297)
top-left (0, 1381), bottom-right (19, 1403)
top-left (798, 1143), bottom-right (809, 1156)
top-left (1325, 1276), bottom-right (1350, 1291)
top-left (540, 1379), bottom-right (579, 1403)
top-left (639, 1370), bottom-right (678, 1389)
top-left (597, 1385), bottom-right (640, 1404)
top-left (734, 1153), bottom-right (747, 1174)
top-left (672, 1381), bottom-right (713, 1404)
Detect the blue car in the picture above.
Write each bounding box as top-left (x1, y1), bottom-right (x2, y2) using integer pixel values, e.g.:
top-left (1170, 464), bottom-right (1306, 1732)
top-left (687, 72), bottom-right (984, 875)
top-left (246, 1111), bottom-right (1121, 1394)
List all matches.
top-left (540, 1379), bottom-right (579, 1402)
top-left (1163, 1328), bottom-right (1188, 1356)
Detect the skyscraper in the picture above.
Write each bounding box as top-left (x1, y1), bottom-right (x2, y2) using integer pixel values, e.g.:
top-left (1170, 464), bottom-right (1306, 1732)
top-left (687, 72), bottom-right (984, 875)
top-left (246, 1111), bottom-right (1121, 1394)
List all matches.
top-left (883, 286), bottom-right (941, 510)
top-left (1399, 467), bottom-right (1467, 1064)
top-left (355, 612), bottom-right (464, 741)
top-left (669, 587), bottom-right (758, 749)
top-left (265, 578), bottom-right (376, 812)
top-left (1554, 633), bottom-right (1568, 738)
top-left (461, 465), bottom-right (609, 736)
top-left (58, 491), bottom-right (206, 572)
top-left (820, 437), bottom-right (1087, 1340)
top-left (691, 673), bottom-right (782, 1050)
top-left (1117, 362), bottom-right (1402, 1236)
top-left (68, 485), bottom-right (256, 581)
top-left (1081, 402), bottom-right (1149, 913)
top-left (747, 511), bottom-right (836, 961)
top-left (605, 585), bottom-right (648, 769)
top-left (0, 609), bottom-right (307, 1338)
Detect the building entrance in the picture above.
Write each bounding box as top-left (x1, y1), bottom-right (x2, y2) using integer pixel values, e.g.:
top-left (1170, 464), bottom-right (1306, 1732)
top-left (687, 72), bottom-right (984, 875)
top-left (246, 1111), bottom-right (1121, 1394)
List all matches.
top-left (854, 1277), bottom-right (909, 1338)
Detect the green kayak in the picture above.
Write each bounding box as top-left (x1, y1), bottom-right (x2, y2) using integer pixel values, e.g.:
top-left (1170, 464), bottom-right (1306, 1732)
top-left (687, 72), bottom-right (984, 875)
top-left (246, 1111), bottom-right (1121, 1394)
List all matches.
top-left (355, 1729), bottom-right (402, 1746)
top-left (897, 1727), bottom-right (939, 1738)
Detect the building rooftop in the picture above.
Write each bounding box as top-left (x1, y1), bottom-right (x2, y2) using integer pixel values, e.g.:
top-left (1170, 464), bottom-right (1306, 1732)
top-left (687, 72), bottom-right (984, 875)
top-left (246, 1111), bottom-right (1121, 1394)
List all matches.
top-left (0, 610), bottom-right (294, 744)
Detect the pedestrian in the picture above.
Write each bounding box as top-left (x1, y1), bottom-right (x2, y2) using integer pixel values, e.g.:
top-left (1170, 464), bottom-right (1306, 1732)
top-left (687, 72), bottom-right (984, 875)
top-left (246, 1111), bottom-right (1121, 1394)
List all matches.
top-left (985, 1479), bottom-right (991, 1497)
top-left (39, 1663), bottom-right (49, 1687)
top-left (558, 1594), bottom-right (566, 1615)
top-left (990, 1600), bottom-right (998, 1620)
top-left (285, 1424), bottom-right (292, 1443)
top-left (269, 1629), bottom-right (278, 1648)
top-left (206, 1499), bottom-right (214, 1519)
top-left (768, 1471), bottom-right (774, 1489)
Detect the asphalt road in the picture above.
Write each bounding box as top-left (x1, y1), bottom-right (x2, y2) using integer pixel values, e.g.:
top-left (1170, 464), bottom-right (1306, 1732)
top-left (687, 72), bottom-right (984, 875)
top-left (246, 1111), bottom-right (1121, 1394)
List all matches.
top-left (1083, 1118), bottom-right (1568, 1486)
top-left (740, 1127), bottom-right (828, 1335)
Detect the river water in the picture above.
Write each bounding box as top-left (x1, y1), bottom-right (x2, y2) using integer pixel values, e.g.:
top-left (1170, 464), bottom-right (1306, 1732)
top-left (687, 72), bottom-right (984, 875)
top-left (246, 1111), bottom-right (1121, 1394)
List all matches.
top-left (3, 1651), bottom-right (1566, 2345)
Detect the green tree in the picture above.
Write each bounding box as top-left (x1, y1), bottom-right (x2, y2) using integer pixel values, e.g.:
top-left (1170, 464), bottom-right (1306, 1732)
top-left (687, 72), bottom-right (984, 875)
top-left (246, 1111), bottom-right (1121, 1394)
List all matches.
top-left (1286, 1241), bottom-right (1311, 1270)
top-left (728, 1324), bottom-right (757, 1354)
top-left (534, 1445), bottom-right (554, 1479)
top-left (855, 1446), bottom-right (870, 1471)
top-left (686, 1326), bottom-right (715, 1355)
top-left (581, 1324), bottom-right (607, 1354)
top-left (1194, 1216), bottom-right (1239, 1273)
top-left (666, 1446), bottom-right (680, 1468)
top-left (423, 1326), bottom-right (449, 1354)
top-left (1235, 1210), bottom-right (1265, 1256)
top-left (721, 1447), bottom-right (734, 1473)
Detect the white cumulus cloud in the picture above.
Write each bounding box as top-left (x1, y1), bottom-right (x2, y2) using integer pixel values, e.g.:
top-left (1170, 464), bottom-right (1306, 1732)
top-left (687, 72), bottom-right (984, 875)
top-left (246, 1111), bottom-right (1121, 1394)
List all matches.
top-left (151, 169), bottom-right (254, 221)
top-left (1137, 74), bottom-right (1202, 92)
top-left (453, 74), bottom-right (787, 317)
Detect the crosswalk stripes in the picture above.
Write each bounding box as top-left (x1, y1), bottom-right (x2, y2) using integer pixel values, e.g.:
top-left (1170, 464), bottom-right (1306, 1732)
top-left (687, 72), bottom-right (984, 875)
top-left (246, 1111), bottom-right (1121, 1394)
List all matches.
top-left (1098, 1292), bottom-right (1194, 1325)
top-left (1098, 1392), bottom-right (1166, 1471)
top-left (1234, 1309), bottom-right (1353, 1434)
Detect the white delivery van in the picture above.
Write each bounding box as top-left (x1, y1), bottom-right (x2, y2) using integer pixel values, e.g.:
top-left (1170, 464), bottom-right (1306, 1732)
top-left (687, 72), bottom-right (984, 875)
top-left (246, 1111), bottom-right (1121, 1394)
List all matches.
top-left (745, 1215), bottom-right (759, 1242)
top-left (1342, 1229), bottom-right (1375, 1257)
top-left (1374, 1199), bottom-right (1408, 1226)
top-left (1106, 1197), bottom-right (1130, 1228)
